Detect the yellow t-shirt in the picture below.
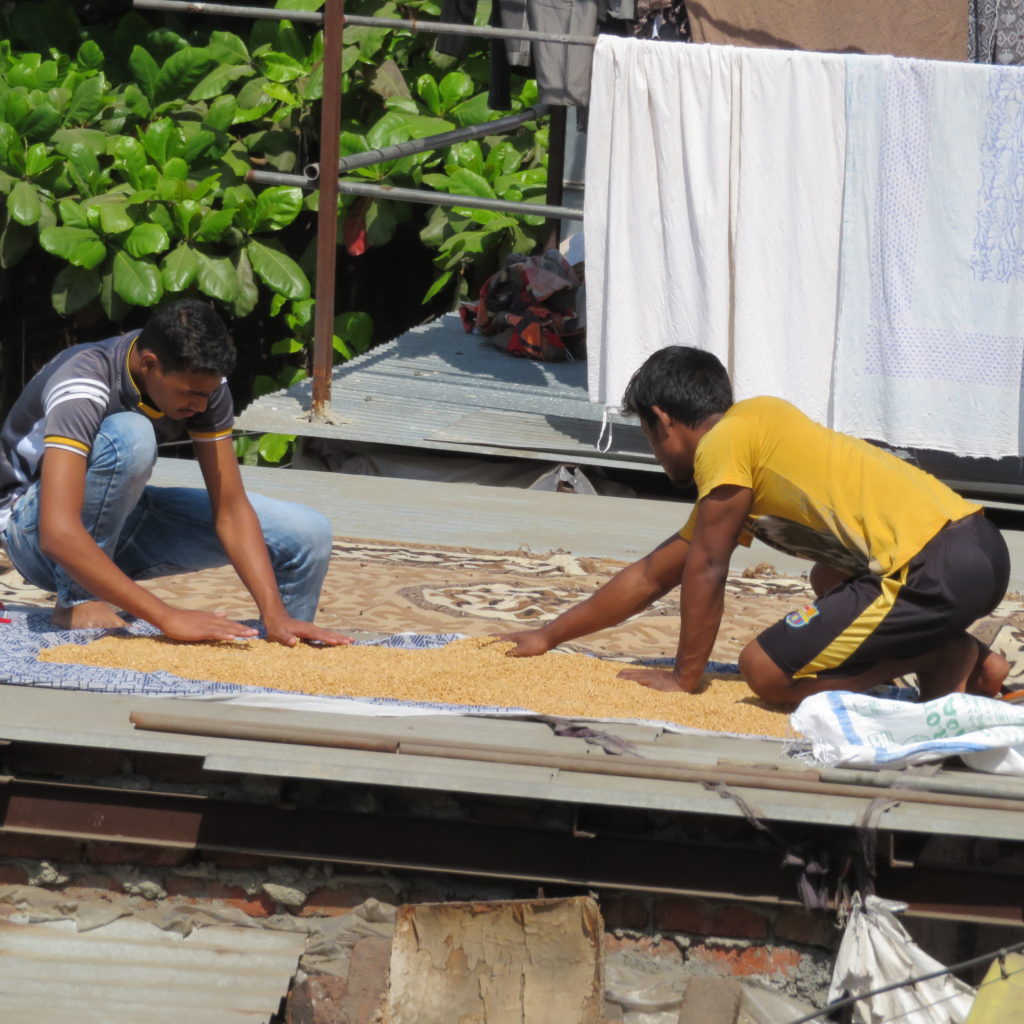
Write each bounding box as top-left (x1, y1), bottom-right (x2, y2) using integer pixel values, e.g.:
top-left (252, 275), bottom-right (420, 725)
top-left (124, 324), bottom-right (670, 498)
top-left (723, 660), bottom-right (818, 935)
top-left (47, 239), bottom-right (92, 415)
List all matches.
top-left (679, 397), bottom-right (980, 577)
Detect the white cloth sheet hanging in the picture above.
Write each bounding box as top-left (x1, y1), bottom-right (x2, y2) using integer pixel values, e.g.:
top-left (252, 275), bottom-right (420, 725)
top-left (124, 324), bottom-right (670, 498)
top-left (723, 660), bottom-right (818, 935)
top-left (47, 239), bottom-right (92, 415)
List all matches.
top-left (833, 56), bottom-right (1024, 458)
top-left (584, 37), bottom-right (846, 425)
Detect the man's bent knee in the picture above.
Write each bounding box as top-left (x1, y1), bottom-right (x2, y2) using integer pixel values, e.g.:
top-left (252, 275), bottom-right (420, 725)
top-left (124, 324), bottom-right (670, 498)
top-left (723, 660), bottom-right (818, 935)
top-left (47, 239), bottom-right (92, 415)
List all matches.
top-left (739, 639), bottom-right (796, 704)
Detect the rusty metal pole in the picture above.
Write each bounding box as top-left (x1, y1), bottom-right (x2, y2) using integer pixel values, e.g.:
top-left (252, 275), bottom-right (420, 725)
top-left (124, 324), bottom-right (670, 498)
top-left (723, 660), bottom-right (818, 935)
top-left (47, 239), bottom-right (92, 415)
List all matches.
top-left (310, 0), bottom-right (344, 421)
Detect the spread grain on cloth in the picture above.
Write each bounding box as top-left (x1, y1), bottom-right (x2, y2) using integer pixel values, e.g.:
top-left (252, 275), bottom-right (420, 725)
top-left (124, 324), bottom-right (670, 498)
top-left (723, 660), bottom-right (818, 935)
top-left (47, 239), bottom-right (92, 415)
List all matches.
top-left (38, 636), bottom-right (792, 737)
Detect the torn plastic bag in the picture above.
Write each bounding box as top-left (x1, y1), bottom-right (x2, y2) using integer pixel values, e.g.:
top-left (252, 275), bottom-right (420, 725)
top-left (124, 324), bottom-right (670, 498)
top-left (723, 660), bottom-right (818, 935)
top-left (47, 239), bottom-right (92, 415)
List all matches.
top-left (828, 894), bottom-right (975, 1024)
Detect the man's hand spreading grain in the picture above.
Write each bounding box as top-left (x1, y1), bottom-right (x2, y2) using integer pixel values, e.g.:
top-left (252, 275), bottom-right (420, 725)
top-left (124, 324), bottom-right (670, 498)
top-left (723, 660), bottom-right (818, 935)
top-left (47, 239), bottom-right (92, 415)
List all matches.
top-left (495, 628), bottom-right (554, 658)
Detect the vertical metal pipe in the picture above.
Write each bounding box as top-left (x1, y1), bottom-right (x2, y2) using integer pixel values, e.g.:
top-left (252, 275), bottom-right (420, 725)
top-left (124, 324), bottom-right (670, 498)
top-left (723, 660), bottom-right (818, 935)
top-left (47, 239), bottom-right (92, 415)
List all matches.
top-left (311, 0), bottom-right (344, 421)
top-left (543, 106), bottom-right (567, 252)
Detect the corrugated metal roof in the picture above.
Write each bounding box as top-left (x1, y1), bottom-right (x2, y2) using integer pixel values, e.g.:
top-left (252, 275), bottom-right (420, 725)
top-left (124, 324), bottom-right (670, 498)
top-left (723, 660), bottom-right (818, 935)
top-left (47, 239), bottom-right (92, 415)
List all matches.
top-left (5, 685), bottom-right (1024, 842)
top-left (235, 314), bottom-right (656, 471)
top-left (0, 916), bottom-right (305, 1023)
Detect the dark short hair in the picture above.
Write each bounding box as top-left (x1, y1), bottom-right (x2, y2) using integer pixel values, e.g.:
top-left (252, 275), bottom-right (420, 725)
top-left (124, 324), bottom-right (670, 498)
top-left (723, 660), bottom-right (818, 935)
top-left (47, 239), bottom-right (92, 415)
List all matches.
top-left (137, 299), bottom-right (236, 377)
top-left (621, 346), bottom-right (733, 428)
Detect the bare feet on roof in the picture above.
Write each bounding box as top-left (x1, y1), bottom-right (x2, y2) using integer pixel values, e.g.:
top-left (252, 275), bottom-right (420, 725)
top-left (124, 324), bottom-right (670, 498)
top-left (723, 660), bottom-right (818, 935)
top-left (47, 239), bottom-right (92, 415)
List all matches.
top-left (52, 600), bottom-right (128, 630)
top-left (916, 634), bottom-right (1008, 701)
top-left (965, 642), bottom-right (1010, 698)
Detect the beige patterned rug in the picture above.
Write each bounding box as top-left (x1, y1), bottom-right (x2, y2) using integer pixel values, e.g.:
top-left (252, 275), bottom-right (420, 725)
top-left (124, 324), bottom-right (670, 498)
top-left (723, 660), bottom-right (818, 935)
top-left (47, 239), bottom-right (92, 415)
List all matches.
top-left (4, 540), bottom-right (1023, 672)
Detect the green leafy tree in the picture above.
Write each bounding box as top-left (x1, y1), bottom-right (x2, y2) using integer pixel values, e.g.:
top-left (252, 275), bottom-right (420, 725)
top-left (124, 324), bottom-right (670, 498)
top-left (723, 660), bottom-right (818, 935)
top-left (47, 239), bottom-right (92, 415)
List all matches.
top-left (0, 0), bottom-right (549, 463)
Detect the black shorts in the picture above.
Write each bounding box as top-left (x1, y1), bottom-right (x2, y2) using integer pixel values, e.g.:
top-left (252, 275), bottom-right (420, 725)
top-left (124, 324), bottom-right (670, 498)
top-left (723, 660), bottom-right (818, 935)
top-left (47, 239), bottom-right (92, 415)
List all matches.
top-left (757, 513), bottom-right (1010, 680)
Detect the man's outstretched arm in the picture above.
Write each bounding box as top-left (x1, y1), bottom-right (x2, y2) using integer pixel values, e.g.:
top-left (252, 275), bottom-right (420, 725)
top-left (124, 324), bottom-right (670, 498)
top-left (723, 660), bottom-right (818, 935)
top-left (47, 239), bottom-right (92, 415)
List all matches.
top-left (622, 484), bottom-right (750, 692)
top-left (500, 532), bottom-right (691, 656)
top-left (195, 438), bottom-right (349, 647)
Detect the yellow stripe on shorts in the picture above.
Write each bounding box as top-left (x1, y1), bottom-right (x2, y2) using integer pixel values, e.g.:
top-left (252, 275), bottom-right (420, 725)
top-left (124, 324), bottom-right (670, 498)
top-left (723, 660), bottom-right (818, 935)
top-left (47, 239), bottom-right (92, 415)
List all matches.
top-left (794, 564), bottom-right (909, 679)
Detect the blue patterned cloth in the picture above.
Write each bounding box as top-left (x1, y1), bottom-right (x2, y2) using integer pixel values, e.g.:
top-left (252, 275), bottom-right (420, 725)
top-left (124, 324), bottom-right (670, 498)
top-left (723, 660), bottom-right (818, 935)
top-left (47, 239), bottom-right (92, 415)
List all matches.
top-left (0, 605), bottom-right (741, 719)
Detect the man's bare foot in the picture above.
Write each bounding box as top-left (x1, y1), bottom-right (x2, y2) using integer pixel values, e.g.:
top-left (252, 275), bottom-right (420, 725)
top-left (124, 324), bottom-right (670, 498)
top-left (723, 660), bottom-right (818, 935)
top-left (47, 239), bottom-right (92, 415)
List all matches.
top-left (52, 601), bottom-right (128, 630)
top-left (966, 642), bottom-right (1010, 698)
top-left (917, 634), bottom-right (1008, 701)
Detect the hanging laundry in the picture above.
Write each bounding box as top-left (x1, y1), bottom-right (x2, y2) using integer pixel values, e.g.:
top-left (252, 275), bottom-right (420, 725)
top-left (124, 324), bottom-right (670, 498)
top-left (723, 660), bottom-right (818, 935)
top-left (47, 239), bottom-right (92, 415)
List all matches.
top-left (833, 56), bottom-right (1024, 458)
top-left (434, 0), bottom-right (600, 109)
top-left (969, 0), bottom-right (1024, 65)
top-left (685, 0), bottom-right (966, 62)
top-left (584, 37), bottom-right (845, 424)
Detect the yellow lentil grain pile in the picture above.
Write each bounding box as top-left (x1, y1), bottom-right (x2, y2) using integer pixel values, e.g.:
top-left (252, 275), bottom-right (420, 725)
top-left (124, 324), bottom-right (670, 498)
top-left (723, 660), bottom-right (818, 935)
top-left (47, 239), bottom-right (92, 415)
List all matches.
top-left (39, 635), bottom-right (792, 737)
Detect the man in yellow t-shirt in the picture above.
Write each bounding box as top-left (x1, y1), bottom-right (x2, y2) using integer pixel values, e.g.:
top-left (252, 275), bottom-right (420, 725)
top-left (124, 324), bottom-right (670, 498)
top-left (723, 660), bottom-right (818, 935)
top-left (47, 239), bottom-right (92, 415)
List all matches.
top-left (501, 347), bottom-right (1010, 705)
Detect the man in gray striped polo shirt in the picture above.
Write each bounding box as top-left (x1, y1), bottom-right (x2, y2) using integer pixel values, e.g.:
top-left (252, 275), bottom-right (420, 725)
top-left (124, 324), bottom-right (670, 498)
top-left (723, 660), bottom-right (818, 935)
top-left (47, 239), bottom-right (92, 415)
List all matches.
top-left (0, 299), bottom-right (349, 647)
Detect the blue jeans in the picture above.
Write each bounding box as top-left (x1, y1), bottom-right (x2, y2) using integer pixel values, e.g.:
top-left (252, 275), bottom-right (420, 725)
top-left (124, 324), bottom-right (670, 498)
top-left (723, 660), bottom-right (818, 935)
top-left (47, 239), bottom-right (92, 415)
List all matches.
top-left (1, 413), bottom-right (331, 622)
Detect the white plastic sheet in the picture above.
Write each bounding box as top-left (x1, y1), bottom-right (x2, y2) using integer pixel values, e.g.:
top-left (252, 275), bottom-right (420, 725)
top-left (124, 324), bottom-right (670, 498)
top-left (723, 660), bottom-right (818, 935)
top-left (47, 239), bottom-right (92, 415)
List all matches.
top-left (790, 691), bottom-right (1024, 774)
top-left (829, 895), bottom-right (975, 1024)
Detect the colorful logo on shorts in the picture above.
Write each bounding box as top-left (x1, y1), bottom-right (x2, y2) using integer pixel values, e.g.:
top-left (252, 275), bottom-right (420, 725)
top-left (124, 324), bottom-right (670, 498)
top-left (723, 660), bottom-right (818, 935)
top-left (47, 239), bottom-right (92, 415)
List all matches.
top-left (785, 604), bottom-right (820, 628)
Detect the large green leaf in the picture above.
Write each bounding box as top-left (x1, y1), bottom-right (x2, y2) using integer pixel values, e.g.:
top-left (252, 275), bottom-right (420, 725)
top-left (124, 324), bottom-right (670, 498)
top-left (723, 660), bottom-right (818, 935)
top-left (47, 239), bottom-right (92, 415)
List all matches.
top-left (111, 136), bottom-right (147, 188)
top-left (4, 89), bottom-right (31, 133)
top-left (100, 258), bottom-right (131, 322)
top-left (9, 181), bottom-right (42, 226)
top-left (112, 250), bottom-right (164, 306)
top-left (181, 128), bottom-right (217, 164)
top-left (123, 83), bottom-right (150, 119)
top-left (247, 239), bottom-right (310, 299)
top-left (155, 46), bottom-right (213, 107)
top-left (7, 58), bottom-right (40, 90)
top-left (260, 51), bottom-right (305, 84)
top-left (24, 143), bottom-right (58, 178)
top-left (52, 265), bottom-right (101, 315)
top-left (162, 243), bottom-right (199, 291)
top-left (439, 71), bottom-right (474, 111)
top-left (205, 95), bottom-right (238, 134)
top-left (54, 127), bottom-right (108, 157)
top-left (0, 123), bottom-right (21, 168)
top-left (162, 158), bottom-right (189, 182)
top-left (97, 201), bottom-right (134, 235)
top-left (450, 92), bottom-right (493, 127)
top-left (445, 167), bottom-right (496, 199)
top-left (58, 198), bottom-right (89, 229)
top-left (231, 247), bottom-right (259, 318)
top-left (208, 30), bottom-right (250, 65)
top-left (21, 102), bottom-right (61, 142)
top-left (196, 250), bottom-right (240, 302)
top-left (129, 45), bottom-right (160, 104)
top-left (1, 219), bottom-right (35, 269)
top-left (422, 268), bottom-right (453, 303)
top-left (189, 63), bottom-right (254, 103)
top-left (196, 208), bottom-right (235, 243)
top-left (333, 310), bottom-right (373, 354)
top-left (172, 200), bottom-right (201, 239)
top-left (257, 433), bottom-right (295, 464)
top-left (40, 226), bottom-right (107, 269)
top-left (141, 118), bottom-right (177, 166)
top-left (253, 186), bottom-right (303, 230)
top-left (76, 40), bottom-right (105, 71)
top-left (64, 142), bottom-right (103, 194)
top-left (125, 223), bottom-right (170, 258)
top-left (416, 75), bottom-right (441, 116)
top-left (365, 201), bottom-right (398, 248)
top-left (449, 140), bottom-right (485, 176)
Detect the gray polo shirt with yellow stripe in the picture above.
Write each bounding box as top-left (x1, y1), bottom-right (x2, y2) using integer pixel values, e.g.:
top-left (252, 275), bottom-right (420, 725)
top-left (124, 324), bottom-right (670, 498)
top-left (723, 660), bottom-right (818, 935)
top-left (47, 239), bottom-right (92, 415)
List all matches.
top-left (0, 330), bottom-right (233, 534)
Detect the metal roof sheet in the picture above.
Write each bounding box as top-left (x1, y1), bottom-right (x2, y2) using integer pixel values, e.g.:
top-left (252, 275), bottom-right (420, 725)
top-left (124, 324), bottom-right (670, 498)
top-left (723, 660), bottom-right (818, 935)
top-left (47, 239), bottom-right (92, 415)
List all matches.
top-left (4, 686), bottom-right (1024, 842)
top-left (0, 916), bottom-right (304, 1024)
top-left (235, 314), bottom-right (656, 471)
top-left (149, 459), bottom-right (815, 574)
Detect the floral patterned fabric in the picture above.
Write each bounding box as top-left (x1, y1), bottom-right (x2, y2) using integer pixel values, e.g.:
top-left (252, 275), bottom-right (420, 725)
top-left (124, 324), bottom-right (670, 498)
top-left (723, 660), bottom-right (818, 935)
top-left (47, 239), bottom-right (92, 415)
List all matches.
top-left (970, 0), bottom-right (1024, 65)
